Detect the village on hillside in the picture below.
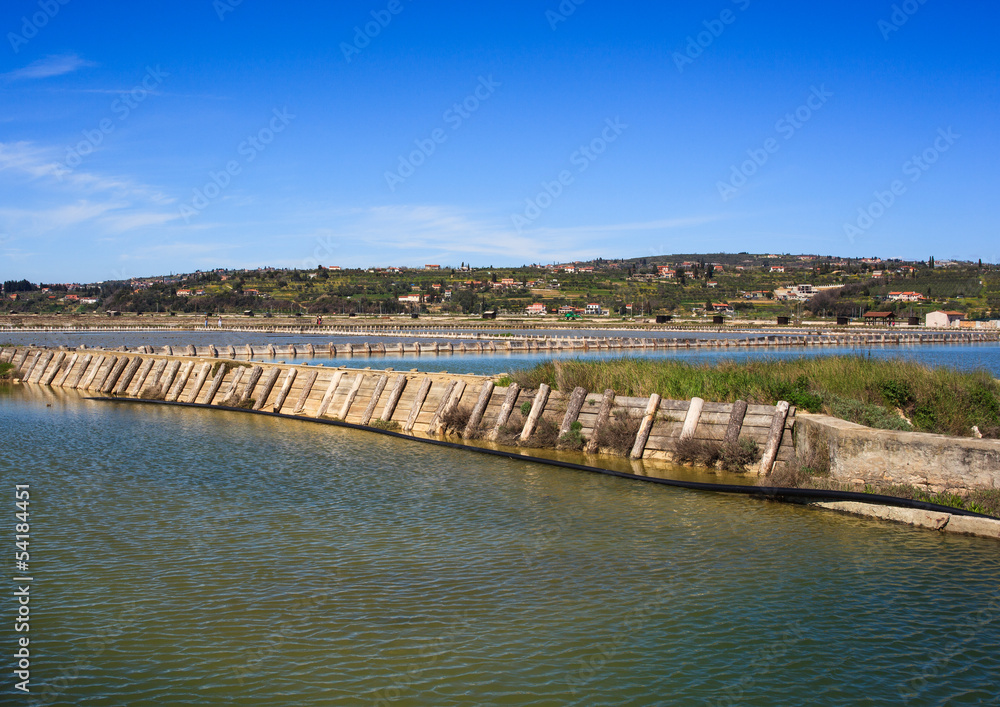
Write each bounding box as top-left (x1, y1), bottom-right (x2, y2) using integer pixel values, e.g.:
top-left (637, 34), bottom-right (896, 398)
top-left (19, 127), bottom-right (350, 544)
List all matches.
top-left (4, 253), bottom-right (999, 327)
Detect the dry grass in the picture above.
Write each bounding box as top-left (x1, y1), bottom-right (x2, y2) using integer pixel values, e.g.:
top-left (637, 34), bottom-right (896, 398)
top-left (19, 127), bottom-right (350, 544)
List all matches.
top-left (440, 405), bottom-right (473, 434)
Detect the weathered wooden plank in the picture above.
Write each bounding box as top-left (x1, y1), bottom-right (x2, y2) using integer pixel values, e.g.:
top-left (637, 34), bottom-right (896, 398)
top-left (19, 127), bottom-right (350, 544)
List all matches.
top-left (404, 377), bottom-right (433, 432)
top-left (520, 384), bottom-right (551, 442)
top-left (427, 380), bottom-right (459, 434)
top-left (487, 384), bottom-right (521, 441)
top-left (583, 389), bottom-right (615, 454)
top-left (291, 369), bottom-right (320, 414)
top-left (360, 375), bottom-right (390, 425)
top-left (29, 352), bottom-right (54, 383)
top-left (630, 394), bottom-right (662, 459)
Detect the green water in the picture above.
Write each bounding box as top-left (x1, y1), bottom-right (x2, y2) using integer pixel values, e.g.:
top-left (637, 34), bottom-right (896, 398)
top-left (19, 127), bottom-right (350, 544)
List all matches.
top-left (1, 385), bottom-right (998, 705)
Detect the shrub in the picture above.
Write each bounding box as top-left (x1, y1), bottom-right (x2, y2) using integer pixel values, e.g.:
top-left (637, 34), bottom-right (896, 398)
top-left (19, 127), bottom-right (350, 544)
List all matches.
top-left (595, 412), bottom-right (641, 456)
top-left (718, 438), bottom-right (760, 473)
top-left (440, 405), bottom-right (473, 434)
top-left (673, 438), bottom-right (722, 466)
top-left (0, 362), bottom-right (13, 381)
top-left (557, 421), bottom-right (585, 450)
top-left (519, 401), bottom-right (533, 416)
top-left (522, 416), bottom-right (559, 448)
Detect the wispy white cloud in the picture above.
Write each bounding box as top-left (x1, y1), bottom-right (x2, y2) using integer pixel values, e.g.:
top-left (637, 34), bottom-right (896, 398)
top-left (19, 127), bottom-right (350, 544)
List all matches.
top-left (2, 54), bottom-right (95, 81)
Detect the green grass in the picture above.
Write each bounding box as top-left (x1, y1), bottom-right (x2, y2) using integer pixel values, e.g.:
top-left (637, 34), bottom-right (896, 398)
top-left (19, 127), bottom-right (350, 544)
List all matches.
top-left (511, 356), bottom-right (1000, 438)
top-left (0, 362), bottom-right (12, 380)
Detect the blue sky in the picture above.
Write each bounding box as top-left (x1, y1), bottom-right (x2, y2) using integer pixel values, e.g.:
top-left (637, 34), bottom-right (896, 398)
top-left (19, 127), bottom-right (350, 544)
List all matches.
top-left (1, 0), bottom-right (997, 282)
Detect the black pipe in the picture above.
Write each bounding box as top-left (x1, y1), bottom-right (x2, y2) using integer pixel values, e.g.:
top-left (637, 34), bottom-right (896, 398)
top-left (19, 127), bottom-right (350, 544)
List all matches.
top-left (88, 397), bottom-right (996, 520)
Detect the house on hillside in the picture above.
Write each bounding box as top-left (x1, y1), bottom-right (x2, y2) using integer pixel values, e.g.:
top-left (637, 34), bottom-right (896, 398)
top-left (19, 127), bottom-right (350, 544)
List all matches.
top-left (585, 303), bottom-right (602, 315)
top-left (525, 303), bottom-right (547, 315)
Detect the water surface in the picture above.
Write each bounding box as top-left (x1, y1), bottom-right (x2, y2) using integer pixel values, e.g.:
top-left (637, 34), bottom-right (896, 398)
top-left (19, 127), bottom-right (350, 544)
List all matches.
top-left (2, 385), bottom-right (998, 705)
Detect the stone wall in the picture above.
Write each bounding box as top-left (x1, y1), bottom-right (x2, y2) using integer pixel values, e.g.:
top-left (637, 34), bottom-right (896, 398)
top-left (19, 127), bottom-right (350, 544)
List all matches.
top-left (795, 413), bottom-right (1000, 494)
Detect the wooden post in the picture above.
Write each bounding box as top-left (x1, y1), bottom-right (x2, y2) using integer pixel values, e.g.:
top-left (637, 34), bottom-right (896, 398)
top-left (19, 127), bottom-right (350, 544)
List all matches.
top-left (630, 394), bottom-right (662, 459)
top-left (54, 353), bottom-right (79, 387)
top-left (271, 369), bottom-right (298, 412)
top-left (202, 364), bottom-right (229, 405)
top-left (428, 380), bottom-right (459, 434)
top-left (758, 401), bottom-right (791, 477)
top-left (20, 351), bottom-right (42, 381)
top-left (226, 345), bottom-right (236, 358)
top-left (583, 389), bottom-right (616, 453)
top-left (100, 357), bottom-right (129, 394)
top-left (145, 359), bottom-right (169, 394)
top-left (56, 354), bottom-right (80, 388)
top-left (219, 366), bottom-right (248, 406)
top-left (81, 355), bottom-right (107, 390)
top-left (520, 384), bottom-right (551, 442)
top-left (404, 377), bottom-right (433, 431)
top-left (244, 344), bottom-right (253, 358)
top-left (130, 358), bottom-right (156, 395)
top-left (208, 344), bottom-right (218, 358)
top-left (41, 352), bottom-right (67, 386)
top-left (487, 383), bottom-right (521, 441)
top-left (679, 397), bottom-right (705, 440)
top-left (26, 352), bottom-right (51, 383)
top-left (186, 344), bottom-right (197, 356)
top-left (287, 344), bottom-right (296, 358)
top-left (183, 362), bottom-right (212, 403)
top-left (360, 375), bottom-right (390, 425)
top-left (251, 367), bottom-right (282, 410)
top-left (463, 381), bottom-right (494, 438)
top-left (158, 361), bottom-right (185, 399)
top-left (379, 374), bottom-right (408, 421)
top-left (291, 369), bottom-right (319, 414)
top-left (238, 366), bottom-right (264, 406)
top-left (723, 400), bottom-right (749, 446)
top-left (337, 373), bottom-right (365, 420)
top-left (112, 357), bottom-right (144, 395)
top-left (558, 386), bottom-right (589, 437)
top-left (267, 344), bottom-right (276, 357)
top-left (315, 371), bottom-right (345, 418)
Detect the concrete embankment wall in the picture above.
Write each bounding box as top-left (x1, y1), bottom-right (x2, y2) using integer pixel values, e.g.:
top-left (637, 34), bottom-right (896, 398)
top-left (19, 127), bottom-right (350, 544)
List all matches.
top-left (795, 414), bottom-right (1000, 495)
top-left (1, 345), bottom-right (796, 472)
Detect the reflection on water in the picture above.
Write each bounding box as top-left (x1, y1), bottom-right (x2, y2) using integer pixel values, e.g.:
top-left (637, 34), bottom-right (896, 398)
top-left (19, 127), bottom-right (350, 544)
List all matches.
top-left (2, 384), bottom-right (999, 705)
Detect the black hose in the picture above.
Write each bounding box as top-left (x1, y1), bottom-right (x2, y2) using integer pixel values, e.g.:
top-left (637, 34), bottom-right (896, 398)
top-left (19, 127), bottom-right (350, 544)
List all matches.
top-left (87, 397), bottom-right (996, 520)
